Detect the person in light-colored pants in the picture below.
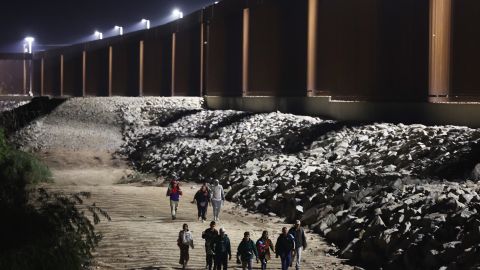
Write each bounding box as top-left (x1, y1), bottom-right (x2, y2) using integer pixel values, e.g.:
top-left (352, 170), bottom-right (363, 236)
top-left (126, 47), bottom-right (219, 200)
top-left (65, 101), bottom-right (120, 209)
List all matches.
top-left (171, 200), bottom-right (179, 217)
top-left (211, 199), bottom-right (222, 220)
top-left (294, 246), bottom-right (302, 270)
top-left (211, 180), bottom-right (224, 221)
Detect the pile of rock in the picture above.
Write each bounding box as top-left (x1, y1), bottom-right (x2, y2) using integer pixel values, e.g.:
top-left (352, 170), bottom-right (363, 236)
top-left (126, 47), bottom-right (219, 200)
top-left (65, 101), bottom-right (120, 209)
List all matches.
top-left (11, 97), bottom-right (203, 152)
top-left (301, 179), bottom-right (480, 269)
top-left (0, 100), bottom-right (30, 113)
top-left (121, 110), bottom-right (330, 181)
top-left (119, 103), bottom-right (480, 269)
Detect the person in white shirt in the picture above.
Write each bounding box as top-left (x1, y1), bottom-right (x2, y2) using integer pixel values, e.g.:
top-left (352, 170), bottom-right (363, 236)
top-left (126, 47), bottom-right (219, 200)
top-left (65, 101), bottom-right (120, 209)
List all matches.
top-left (177, 223), bottom-right (194, 269)
top-left (211, 180), bottom-right (224, 221)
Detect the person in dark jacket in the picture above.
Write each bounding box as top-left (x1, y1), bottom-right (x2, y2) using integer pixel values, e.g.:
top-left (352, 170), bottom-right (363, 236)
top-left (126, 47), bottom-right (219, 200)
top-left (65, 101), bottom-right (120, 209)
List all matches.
top-left (202, 221), bottom-right (219, 270)
top-left (193, 185), bottom-right (210, 222)
top-left (256, 230), bottom-right (275, 270)
top-left (288, 220), bottom-right (307, 270)
top-left (275, 227), bottom-right (295, 270)
top-left (213, 227), bottom-right (231, 270)
top-left (237, 231), bottom-right (258, 270)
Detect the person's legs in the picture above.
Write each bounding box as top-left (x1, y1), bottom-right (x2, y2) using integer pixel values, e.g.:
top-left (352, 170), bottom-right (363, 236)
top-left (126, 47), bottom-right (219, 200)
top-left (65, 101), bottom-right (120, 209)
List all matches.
top-left (261, 258), bottom-right (267, 270)
top-left (280, 255), bottom-right (287, 270)
top-left (242, 260), bottom-right (247, 270)
top-left (201, 206), bottom-right (207, 221)
top-left (198, 206), bottom-right (205, 220)
top-left (206, 254), bottom-right (214, 270)
top-left (171, 200), bottom-right (179, 218)
top-left (212, 200), bottom-right (219, 220)
top-left (216, 202), bottom-right (222, 220)
top-left (295, 247), bottom-right (302, 270)
top-left (197, 204), bottom-right (202, 219)
top-left (214, 256), bottom-right (220, 270)
top-left (222, 255), bottom-right (228, 270)
top-left (248, 259), bottom-right (253, 270)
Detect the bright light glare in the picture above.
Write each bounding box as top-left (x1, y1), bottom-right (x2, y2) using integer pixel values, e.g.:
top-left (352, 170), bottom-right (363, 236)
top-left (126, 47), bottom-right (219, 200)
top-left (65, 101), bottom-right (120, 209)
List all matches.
top-left (141, 19), bottom-right (151, 29)
top-left (94, 31), bottom-right (103, 40)
top-left (172, 9), bottom-right (184, 19)
top-left (24, 36), bottom-right (34, 53)
top-left (114, 26), bottom-right (124, 35)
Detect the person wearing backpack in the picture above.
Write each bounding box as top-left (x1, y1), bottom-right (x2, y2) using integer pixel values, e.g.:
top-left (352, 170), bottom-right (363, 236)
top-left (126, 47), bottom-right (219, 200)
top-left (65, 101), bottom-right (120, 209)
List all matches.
top-left (202, 221), bottom-right (219, 270)
top-left (275, 227), bottom-right (295, 270)
top-left (237, 231), bottom-right (258, 270)
top-left (213, 227), bottom-right (231, 270)
top-left (256, 230), bottom-right (275, 270)
top-left (167, 180), bottom-right (183, 220)
top-left (177, 223), bottom-right (194, 270)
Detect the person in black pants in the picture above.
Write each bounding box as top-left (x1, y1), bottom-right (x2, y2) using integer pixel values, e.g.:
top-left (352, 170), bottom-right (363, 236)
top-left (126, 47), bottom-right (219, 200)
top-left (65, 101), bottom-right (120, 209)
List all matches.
top-left (193, 185), bottom-right (210, 221)
top-left (202, 221), bottom-right (219, 270)
top-left (213, 227), bottom-right (231, 270)
top-left (275, 227), bottom-right (295, 270)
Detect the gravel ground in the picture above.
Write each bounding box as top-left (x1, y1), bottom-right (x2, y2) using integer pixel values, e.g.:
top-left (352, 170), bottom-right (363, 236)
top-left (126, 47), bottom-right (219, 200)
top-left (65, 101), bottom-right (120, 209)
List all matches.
top-left (10, 97), bottom-right (480, 269)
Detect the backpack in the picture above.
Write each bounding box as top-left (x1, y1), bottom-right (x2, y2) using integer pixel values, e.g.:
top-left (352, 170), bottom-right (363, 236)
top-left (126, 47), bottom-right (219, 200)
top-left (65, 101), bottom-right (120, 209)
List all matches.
top-left (257, 240), bottom-right (266, 254)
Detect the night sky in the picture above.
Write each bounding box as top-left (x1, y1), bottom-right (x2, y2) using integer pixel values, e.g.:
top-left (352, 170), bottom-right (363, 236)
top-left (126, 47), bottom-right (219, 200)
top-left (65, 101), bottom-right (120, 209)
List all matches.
top-left (0, 0), bottom-right (215, 53)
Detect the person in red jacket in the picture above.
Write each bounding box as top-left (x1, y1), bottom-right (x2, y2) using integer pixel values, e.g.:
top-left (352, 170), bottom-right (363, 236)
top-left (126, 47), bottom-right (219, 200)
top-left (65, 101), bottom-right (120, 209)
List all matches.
top-left (167, 180), bottom-right (183, 220)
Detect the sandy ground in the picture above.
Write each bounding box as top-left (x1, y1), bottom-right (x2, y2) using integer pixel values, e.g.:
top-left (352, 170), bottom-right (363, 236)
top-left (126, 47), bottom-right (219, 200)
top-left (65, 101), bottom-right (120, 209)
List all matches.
top-left (38, 150), bottom-right (353, 270)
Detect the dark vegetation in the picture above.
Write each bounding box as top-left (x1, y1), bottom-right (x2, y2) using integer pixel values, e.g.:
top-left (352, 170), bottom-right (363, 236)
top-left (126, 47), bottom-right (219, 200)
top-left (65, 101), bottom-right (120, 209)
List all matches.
top-left (0, 128), bottom-right (110, 270)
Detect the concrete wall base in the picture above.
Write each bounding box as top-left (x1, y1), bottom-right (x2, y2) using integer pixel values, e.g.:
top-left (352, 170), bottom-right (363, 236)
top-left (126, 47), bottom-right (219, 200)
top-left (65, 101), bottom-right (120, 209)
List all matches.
top-left (205, 96), bottom-right (480, 128)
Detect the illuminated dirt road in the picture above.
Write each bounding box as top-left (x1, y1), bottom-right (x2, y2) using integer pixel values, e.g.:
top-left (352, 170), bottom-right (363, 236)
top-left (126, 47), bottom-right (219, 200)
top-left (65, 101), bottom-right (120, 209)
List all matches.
top-left (40, 150), bottom-right (353, 270)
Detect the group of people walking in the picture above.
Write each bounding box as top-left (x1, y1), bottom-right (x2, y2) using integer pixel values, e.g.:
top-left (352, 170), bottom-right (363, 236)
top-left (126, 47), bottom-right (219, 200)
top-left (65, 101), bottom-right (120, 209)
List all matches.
top-left (177, 220), bottom-right (308, 270)
top-left (167, 179), bottom-right (308, 269)
top-left (167, 179), bottom-right (224, 221)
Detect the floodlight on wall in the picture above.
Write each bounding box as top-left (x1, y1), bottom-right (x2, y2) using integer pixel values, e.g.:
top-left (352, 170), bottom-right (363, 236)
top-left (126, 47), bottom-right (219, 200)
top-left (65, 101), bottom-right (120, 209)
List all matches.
top-left (94, 31), bottom-right (103, 40)
top-left (172, 9), bottom-right (184, 19)
top-left (114, 26), bottom-right (124, 36)
top-left (141, 19), bottom-right (150, 29)
top-left (24, 37), bottom-right (34, 53)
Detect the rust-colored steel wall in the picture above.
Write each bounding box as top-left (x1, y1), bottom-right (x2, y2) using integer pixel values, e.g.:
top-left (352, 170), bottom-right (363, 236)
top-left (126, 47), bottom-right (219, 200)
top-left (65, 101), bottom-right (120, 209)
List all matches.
top-left (0, 60), bottom-right (24, 95)
top-left (111, 40), bottom-right (140, 96)
top-left (33, 59), bottom-right (42, 96)
top-left (205, 0), bottom-right (244, 96)
top-left (172, 13), bottom-right (202, 97)
top-left (316, 0), bottom-right (429, 101)
top-left (143, 32), bottom-right (173, 96)
top-left (43, 54), bottom-right (61, 96)
top-left (5, 0), bottom-right (477, 103)
top-left (63, 53), bottom-right (83, 97)
top-left (247, 0), bottom-right (308, 97)
top-left (451, 0), bottom-right (480, 99)
top-left (85, 48), bottom-right (109, 96)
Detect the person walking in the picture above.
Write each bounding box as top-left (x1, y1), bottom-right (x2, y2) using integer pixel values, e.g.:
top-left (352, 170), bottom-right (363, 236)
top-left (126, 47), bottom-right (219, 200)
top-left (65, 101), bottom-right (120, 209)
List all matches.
top-left (213, 227), bottom-right (231, 270)
top-left (256, 230), bottom-right (275, 270)
top-left (202, 221), bottom-right (219, 270)
top-left (237, 231), bottom-right (258, 270)
top-left (211, 180), bottom-right (224, 221)
top-left (167, 180), bottom-right (182, 220)
top-left (288, 220), bottom-right (307, 270)
top-left (275, 227), bottom-right (295, 270)
top-left (193, 185), bottom-right (210, 222)
top-left (177, 223), bottom-right (194, 270)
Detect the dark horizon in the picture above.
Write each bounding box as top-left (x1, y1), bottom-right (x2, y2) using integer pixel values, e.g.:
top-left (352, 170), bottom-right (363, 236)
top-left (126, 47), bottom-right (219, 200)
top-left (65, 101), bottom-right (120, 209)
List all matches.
top-left (0, 0), bottom-right (214, 53)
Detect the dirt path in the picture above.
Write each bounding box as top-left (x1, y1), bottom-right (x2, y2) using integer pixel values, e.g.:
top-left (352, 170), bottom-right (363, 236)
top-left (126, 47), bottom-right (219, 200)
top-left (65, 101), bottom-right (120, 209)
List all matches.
top-left (39, 150), bottom-right (353, 270)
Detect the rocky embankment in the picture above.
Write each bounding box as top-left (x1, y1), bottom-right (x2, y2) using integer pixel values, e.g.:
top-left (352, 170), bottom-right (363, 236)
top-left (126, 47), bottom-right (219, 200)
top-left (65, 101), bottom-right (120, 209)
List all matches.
top-left (120, 100), bottom-right (480, 269)
top-left (10, 97), bottom-right (480, 269)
